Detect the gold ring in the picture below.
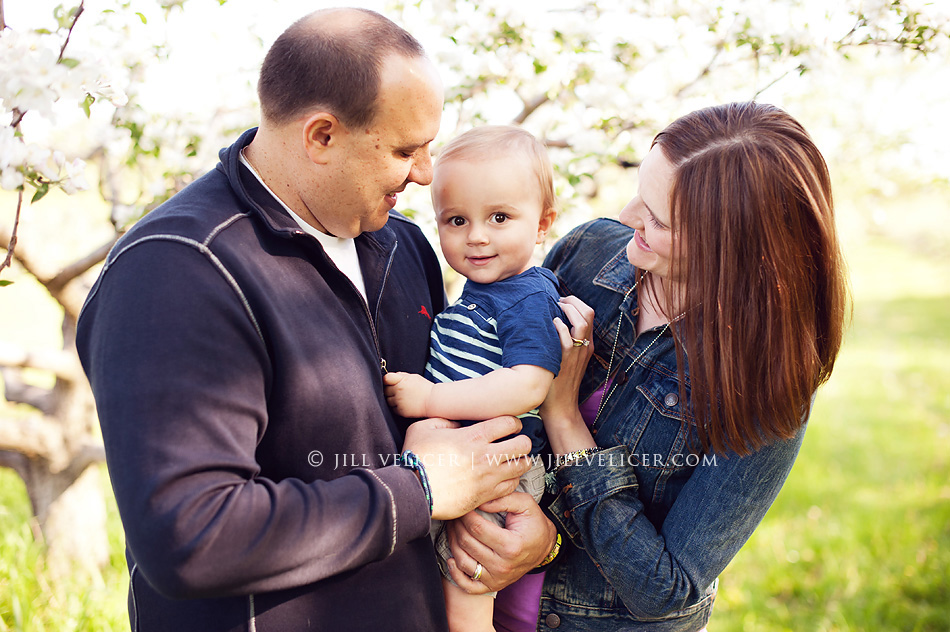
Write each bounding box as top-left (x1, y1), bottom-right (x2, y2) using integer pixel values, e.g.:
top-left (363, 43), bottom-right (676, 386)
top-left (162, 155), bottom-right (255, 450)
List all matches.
top-left (471, 562), bottom-right (483, 581)
top-left (571, 337), bottom-right (589, 347)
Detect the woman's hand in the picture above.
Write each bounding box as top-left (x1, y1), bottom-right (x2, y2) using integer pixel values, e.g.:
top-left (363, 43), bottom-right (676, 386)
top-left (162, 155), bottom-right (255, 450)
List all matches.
top-left (541, 296), bottom-right (598, 454)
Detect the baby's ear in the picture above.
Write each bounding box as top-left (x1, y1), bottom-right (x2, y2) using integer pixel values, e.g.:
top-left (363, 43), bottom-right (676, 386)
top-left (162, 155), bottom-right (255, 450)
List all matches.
top-left (536, 206), bottom-right (558, 242)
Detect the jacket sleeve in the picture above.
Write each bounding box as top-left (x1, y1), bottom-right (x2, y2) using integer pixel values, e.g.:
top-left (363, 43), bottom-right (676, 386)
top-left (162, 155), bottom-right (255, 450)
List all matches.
top-left (77, 239), bottom-right (431, 600)
top-left (548, 428), bottom-right (805, 618)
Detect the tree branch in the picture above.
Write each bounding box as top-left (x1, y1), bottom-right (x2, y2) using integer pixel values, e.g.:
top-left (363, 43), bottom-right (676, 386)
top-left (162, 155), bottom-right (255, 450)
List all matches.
top-left (0, 221), bottom-right (43, 281)
top-left (1, 1), bottom-right (88, 284)
top-left (0, 342), bottom-right (82, 383)
top-left (675, 44), bottom-right (723, 99)
top-left (0, 415), bottom-right (65, 463)
top-left (0, 368), bottom-right (55, 415)
top-left (0, 449), bottom-right (32, 484)
top-left (60, 442), bottom-right (106, 481)
top-left (0, 190), bottom-right (23, 280)
top-left (513, 93), bottom-right (550, 125)
top-left (45, 234), bottom-right (119, 294)
top-left (753, 66), bottom-right (799, 101)
top-left (56, 1), bottom-right (85, 64)
top-left (0, 415), bottom-right (104, 477)
top-left (0, 223), bottom-right (115, 318)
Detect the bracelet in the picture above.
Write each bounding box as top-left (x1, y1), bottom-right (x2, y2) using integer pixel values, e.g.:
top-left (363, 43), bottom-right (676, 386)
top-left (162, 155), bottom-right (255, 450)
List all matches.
top-left (537, 533), bottom-right (562, 568)
top-left (398, 450), bottom-right (433, 517)
top-left (553, 446), bottom-right (605, 470)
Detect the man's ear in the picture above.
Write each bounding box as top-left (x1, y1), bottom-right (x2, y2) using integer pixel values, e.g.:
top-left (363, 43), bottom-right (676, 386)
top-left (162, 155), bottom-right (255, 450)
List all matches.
top-left (536, 206), bottom-right (558, 243)
top-left (302, 112), bottom-right (339, 165)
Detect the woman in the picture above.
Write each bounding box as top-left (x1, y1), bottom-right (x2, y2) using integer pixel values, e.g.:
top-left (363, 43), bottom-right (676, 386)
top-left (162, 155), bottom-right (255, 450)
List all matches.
top-left (484, 102), bottom-right (849, 631)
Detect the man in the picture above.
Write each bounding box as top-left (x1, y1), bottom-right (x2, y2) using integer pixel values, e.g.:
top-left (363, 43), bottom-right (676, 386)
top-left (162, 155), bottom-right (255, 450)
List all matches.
top-left (77, 9), bottom-right (552, 631)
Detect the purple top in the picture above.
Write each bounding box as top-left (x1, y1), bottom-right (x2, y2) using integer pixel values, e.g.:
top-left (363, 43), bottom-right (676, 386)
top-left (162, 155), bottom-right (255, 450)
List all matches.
top-left (493, 383), bottom-right (608, 632)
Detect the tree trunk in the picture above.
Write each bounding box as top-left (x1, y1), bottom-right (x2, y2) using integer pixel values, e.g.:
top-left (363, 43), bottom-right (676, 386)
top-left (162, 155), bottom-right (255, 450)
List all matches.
top-left (1, 231), bottom-right (114, 578)
top-left (0, 341), bottom-right (109, 578)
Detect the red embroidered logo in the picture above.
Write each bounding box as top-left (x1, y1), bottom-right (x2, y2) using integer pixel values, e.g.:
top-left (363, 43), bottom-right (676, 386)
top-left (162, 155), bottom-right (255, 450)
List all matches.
top-left (418, 305), bottom-right (432, 320)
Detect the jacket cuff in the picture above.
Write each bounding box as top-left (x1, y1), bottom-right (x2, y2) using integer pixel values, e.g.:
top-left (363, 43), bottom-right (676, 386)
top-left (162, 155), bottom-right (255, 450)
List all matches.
top-left (548, 445), bottom-right (639, 541)
top-left (371, 465), bottom-right (433, 550)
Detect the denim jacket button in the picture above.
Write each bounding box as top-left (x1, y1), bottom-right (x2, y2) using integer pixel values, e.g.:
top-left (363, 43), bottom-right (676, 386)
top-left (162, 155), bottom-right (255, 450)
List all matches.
top-left (544, 613), bottom-right (561, 628)
top-left (467, 303), bottom-right (477, 310)
top-left (664, 392), bottom-right (679, 407)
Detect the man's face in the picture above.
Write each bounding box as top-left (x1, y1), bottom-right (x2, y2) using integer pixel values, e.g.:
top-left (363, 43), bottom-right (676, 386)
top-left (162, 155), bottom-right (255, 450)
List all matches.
top-left (311, 55), bottom-right (443, 238)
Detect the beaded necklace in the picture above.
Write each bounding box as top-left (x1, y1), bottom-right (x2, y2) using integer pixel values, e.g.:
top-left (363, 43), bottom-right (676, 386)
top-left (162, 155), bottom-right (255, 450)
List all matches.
top-left (592, 272), bottom-right (682, 429)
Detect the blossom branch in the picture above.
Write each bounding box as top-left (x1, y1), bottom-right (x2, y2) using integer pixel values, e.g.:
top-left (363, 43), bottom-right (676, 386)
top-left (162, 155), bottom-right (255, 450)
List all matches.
top-left (513, 93), bottom-right (550, 125)
top-left (0, 190), bottom-right (23, 279)
top-left (56, 1), bottom-right (84, 63)
top-left (1, 2), bottom-right (87, 283)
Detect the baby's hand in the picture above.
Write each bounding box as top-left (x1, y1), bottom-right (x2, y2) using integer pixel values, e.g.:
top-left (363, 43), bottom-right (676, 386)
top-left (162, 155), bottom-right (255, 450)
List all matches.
top-left (383, 372), bottom-right (434, 418)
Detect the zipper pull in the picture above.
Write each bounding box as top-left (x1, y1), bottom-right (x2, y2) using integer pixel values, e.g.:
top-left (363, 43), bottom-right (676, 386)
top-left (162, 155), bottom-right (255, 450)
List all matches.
top-left (380, 358), bottom-right (387, 374)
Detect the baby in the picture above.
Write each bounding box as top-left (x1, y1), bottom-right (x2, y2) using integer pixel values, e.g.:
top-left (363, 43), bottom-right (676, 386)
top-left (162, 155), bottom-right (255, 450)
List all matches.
top-left (384, 125), bottom-right (562, 631)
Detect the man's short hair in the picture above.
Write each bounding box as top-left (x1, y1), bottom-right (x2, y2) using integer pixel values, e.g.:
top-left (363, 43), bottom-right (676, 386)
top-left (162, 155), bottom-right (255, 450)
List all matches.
top-left (258, 8), bottom-right (426, 128)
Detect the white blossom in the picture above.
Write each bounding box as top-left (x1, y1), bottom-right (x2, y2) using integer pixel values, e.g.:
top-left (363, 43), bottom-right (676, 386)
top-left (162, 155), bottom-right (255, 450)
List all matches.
top-left (61, 158), bottom-right (90, 194)
top-left (0, 126), bottom-right (26, 170)
top-left (1, 168), bottom-right (24, 191)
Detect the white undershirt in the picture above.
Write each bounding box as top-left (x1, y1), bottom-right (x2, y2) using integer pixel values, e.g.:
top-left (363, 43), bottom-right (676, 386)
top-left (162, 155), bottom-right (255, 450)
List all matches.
top-left (239, 149), bottom-right (367, 301)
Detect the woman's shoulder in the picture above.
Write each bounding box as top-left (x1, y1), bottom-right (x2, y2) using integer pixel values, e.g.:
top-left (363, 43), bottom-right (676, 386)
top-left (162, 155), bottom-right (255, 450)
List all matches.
top-left (544, 218), bottom-right (634, 285)
top-left (562, 217), bottom-right (632, 243)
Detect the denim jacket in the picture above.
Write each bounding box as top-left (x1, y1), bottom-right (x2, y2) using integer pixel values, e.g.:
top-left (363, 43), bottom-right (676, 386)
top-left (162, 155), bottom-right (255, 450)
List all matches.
top-left (538, 219), bottom-right (806, 631)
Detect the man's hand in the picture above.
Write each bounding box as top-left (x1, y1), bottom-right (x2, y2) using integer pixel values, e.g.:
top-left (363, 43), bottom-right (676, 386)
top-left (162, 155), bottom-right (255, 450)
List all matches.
top-left (402, 416), bottom-right (532, 521)
top-left (383, 371), bottom-right (434, 418)
top-left (444, 492), bottom-right (557, 594)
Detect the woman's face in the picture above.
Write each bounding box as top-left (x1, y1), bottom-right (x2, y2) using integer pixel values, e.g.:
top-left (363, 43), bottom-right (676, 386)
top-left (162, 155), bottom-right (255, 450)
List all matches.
top-left (619, 145), bottom-right (677, 279)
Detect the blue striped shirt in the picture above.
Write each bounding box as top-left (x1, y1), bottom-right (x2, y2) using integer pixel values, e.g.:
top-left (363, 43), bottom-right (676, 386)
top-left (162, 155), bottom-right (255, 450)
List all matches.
top-left (424, 267), bottom-right (563, 453)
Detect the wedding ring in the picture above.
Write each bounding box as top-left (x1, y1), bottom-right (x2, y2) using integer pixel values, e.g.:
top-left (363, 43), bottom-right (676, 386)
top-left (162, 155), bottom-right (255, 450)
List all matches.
top-left (471, 562), bottom-right (483, 581)
top-left (571, 337), bottom-right (589, 347)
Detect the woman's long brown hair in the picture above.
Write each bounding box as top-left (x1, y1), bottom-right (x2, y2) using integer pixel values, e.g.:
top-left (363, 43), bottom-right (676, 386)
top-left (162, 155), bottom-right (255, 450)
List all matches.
top-left (655, 102), bottom-right (849, 456)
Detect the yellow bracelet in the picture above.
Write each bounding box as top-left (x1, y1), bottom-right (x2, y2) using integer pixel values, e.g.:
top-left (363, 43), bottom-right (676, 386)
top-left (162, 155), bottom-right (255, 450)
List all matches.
top-left (554, 446), bottom-right (605, 470)
top-left (537, 533), bottom-right (562, 567)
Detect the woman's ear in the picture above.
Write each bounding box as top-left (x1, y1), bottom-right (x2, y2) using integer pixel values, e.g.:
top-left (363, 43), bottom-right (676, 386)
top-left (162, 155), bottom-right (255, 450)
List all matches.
top-left (536, 206), bottom-right (558, 243)
top-left (302, 112), bottom-right (339, 165)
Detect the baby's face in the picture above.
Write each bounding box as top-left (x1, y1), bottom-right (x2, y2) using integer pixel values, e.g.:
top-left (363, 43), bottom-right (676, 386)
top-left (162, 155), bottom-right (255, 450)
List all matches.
top-left (431, 156), bottom-right (554, 285)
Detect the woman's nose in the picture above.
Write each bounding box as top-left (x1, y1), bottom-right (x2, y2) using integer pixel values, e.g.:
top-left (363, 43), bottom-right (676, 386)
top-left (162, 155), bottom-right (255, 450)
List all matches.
top-left (619, 198), bottom-right (643, 229)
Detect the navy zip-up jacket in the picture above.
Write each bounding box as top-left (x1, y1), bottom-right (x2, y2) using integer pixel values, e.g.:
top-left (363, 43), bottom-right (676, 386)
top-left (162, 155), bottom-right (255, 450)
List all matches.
top-left (77, 129), bottom-right (449, 631)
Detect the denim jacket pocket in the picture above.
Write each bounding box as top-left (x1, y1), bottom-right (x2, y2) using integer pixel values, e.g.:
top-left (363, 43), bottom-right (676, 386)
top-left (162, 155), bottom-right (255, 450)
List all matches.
top-left (604, 374), bottom-right (701, 508)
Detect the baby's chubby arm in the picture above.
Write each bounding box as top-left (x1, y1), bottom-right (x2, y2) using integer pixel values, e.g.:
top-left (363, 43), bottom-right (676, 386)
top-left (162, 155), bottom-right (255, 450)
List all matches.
top-left (383, 372), bottom-right (435, 418)
top-left (383, 366), bottom-right (554, 420)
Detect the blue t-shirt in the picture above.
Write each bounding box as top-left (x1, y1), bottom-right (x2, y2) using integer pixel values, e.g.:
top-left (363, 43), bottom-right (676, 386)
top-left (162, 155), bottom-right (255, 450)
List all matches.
top-left (424, 267), bottom-right (563, 454)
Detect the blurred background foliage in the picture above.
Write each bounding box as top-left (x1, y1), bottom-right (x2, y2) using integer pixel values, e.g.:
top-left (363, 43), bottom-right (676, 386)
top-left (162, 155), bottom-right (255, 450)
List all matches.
top-left (1, 0), bottom-right (948, 630)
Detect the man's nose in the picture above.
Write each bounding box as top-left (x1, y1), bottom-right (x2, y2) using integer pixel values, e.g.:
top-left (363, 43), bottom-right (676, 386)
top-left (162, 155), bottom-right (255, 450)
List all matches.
top-left (409, 150), bottom-right (433, 186)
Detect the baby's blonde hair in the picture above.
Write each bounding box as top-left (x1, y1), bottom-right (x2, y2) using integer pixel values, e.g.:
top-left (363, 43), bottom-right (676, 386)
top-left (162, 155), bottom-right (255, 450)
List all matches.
top-left (434, 125), bottom-right (557, 213)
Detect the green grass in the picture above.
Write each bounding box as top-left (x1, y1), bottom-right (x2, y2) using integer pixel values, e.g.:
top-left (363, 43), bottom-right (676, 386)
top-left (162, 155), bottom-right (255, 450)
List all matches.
top-left (0, 469), bottom-right (129, 632)
top-left (1, 216), bottom-right (948, 631)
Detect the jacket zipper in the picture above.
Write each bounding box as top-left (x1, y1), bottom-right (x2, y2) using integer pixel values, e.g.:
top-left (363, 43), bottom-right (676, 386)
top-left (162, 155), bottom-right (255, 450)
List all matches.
top-left (289, 229), bottom-right (395, 374)
top-left (372, 239), bottom-right (397, 374)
